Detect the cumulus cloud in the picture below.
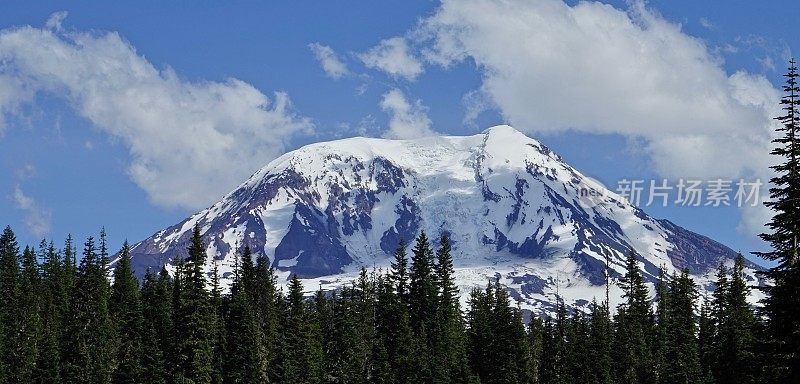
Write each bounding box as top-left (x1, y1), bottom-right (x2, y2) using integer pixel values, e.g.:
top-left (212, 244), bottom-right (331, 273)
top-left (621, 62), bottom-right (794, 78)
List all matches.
top-left (380, 89), bottom-right (436, 139)
top-left (359, 37), bottom-right (423, 81)
top-left (410, 0), bottom-right (780, 234)
top-left (0, 24), bottom-right (312, 210)
top-left (12, 185), bottom-right (51, 238)
top-left (309, 42), bottom-right (349, 79)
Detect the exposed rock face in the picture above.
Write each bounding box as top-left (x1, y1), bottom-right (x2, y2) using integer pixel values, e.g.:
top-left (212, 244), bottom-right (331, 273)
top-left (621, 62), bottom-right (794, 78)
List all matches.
top-left (128, 125), bottom-right (762, 313)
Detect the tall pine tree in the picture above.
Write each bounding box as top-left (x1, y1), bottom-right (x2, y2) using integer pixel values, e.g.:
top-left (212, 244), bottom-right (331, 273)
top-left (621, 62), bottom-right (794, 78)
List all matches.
top-left (754, 57), bottom-right (800, 382)
top-left (110, 242), bottom-right (144, 384)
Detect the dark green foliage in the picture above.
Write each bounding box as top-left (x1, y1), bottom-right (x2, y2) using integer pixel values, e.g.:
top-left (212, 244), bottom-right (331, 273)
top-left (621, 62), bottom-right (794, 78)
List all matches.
top-left (711, 255), bottom-right (758, 384)
top-left (466, 282), bottom-right (531, 384)
top-left (172, 225), bottom-right (215, 384)
top-left (432, 234), bottom-right (472, 384)
top-left (754, 58), bottom-right (800, 382)
top-left (613, 250), bottom-right (654, 384)
top-left (389, 239), bottom-right (409, 301)
top-left (223, 250), bottom-right (267, 383)
top-left (408, 231), bottom-right (438, 333)
top-left (0, 222), bottom-right (784, 384)
top-left (139, 268), bottom-right (171, 384)
top-left (0, 226), bottom-right (20, 383)
top-left (281, 274), bottom-right (323, 384)
top-left (661, 270), bottom-right (701, 384)
top-left (61, 236), bottom-right (115, 384)
top-left (587, 300), bottom-right (612, 384)
top-left (110, 242), bottom-right (144, 384)
top-left (36, 240), bottom-right (64, 383)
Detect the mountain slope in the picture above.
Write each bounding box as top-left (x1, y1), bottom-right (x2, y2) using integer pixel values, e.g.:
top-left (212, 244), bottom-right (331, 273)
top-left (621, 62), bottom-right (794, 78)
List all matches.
top-left (128, 125), bottom-right (762, 313)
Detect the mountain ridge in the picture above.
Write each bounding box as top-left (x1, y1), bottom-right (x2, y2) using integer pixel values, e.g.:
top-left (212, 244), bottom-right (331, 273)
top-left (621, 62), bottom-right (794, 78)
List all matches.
top-left (127, 125), bottom-right (762, 313)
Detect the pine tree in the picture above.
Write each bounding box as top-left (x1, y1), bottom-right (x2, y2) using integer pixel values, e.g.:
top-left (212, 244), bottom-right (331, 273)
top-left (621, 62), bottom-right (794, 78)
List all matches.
top-left (61, 236), bottom-right (116, 384)
top-left (173, 225), bottom-right (215, 384)
top-left (209, 261), bottom-right (226, 384)
top-left (36, 240), bottom-right (63, 384)
top-left (140, 268), bottom-right (171, 384)
top-left (224, 251), bottom-right (268, 383)
top-left (375, 270), bottom-right (420, 383)
top-left (527, 316), bottom-right (545, 384)
top-left (566, 309), bottom-right (590, 383)
top-left (466, 285), bottom-right (494, 382)
top-left (408, 231), bottom-right (438, 336)
top-left (110, 242), bottom-right (144, 384)
top-left (169, 255), bottom-right (184, 382)
top-left (697, 298), bottom-right (715, 384)
top-left (252, 253), bottom-right (280, 383)
top-left (12, 246), bottom-right (42, 383)
top-left (432, 234), bottom-right (471, 383)
top-left (389, 239), bottom-right (409, 302)
top-left (282, 275), bottom-right (323, 384)
top-left (539, 316), bottom-right (558, 384)
top-left (708, 262), bottom-right (728, 380)
top-left (662, 270), bottom-right (701, 384)
top-left (0, 226), bottom-right (20, 383)
top-left (587, 300), bottom-right (612, 384)
top-left (716, 255), bottom-right (757, 384)
top-left (613, 250), bottom-right (654, 384)
top-left (653, 267), bottom-right (669, 383)
top-left (754, 58), bottom-right (800, 382)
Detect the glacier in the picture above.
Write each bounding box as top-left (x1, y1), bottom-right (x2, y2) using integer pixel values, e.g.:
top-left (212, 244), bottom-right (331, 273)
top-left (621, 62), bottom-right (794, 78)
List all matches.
top-left (127, 125), bottom-right (764, 314)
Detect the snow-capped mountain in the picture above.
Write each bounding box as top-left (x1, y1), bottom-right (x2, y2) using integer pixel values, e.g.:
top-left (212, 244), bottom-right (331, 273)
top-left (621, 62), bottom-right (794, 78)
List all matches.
top-left (128, 125), bottom-right (762, 313)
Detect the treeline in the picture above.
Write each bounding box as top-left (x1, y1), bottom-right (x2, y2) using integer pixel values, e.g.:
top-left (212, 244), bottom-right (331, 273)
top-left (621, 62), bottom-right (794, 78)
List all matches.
top-left (0, 225), bottom-right (776, 384)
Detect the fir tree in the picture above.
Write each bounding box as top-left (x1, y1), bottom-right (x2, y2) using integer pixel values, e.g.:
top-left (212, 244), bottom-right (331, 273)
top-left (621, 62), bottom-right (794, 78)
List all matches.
top-left (61, 236), bottom-right (116, 384)
top-left (466, 285), bottom-right (494, 382)
top-left (662, 270), bottom-right (701, 384)
top-left (252, 254), bottom-right (280, 383)
top-left (36, 240), bottom-right (63, 384)
top-left (587, 300), bottom-right (612, 384)
top-left (389, 239), bottom-right (409, 302)
top-left (209, 261), bottom-right (226, 384)
top-left (224, 252), bottom-right (268, 383)
top-left (754, 57), bottom-right (800, 382)
top-left (11, 246), bottom-right (41, 383)
top-left (408, 231), bottom-right (438, 336)
top-left (139, 268), bottom-right (170, 384)
top-left (173, 225), bottom-right (215, 384)
top-left (716, 255), bottom-right (757, 384)
top-left (697, 298), bottom-right (715, 384)
top-left (0, 226), bottom-right (20, 383)
top-left (613, 250), bottom-right (654, 384)
top-left (282, 275), bottom-right (323, 384)
top-left (527, 316), bottom-right (544, 384)
top-left (109, 242), bottom-right (143, 384)
top-left (433, 234), bottom-right (471, 383)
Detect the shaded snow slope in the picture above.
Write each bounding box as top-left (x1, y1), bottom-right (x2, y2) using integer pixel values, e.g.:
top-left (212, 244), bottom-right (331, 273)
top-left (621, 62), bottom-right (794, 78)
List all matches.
top-left (128, 125), bottom-right (763, 314)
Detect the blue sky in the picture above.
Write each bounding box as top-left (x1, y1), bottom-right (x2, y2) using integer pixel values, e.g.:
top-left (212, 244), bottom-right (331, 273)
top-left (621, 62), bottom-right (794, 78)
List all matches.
top-left (0, 0), bottom-right (796, 265)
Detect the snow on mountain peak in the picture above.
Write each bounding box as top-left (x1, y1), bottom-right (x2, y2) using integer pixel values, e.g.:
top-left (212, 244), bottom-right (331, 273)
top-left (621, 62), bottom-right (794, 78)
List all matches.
top-left (127, 126), bottom-right (763, 314)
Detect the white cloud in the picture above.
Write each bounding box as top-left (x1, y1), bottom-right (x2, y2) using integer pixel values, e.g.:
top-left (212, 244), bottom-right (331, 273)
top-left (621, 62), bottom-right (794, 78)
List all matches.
top-left (359, 37), bottom-right (423, 81)
top-left (45, 11), bottom-right (68, 31)
top-left (699, 17), bottom-right (714, 30)
top-left (15, 164), bottom-right (36, 180)
top-left (309, 42), bottom-right (349, 79)
top-left (0, 25), bottom-right (312, 210)
top-left (380, 89), bottom-right (436, 139)
top-left (12, 185), bottom-right (51, 238)
top-left (412, 0), bottom-right (780, 235)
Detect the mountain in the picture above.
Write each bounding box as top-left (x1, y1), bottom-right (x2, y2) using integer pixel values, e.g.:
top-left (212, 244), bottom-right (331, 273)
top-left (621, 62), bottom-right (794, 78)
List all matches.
top-left (128, 125), bottom-right (762, 313)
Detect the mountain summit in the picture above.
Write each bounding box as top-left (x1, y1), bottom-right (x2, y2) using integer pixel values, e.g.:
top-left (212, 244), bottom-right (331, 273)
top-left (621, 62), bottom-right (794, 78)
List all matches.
top-left (128, 125), bottom-right (760, 312)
